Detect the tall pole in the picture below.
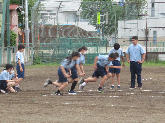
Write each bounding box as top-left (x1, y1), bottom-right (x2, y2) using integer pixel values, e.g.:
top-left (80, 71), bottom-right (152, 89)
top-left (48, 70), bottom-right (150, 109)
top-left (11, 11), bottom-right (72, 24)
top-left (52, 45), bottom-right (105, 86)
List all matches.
top-left (7, 0), bottom-right (10, 47)
top-left (115, 11), bottom-right (116, 43)
top-left (57, 10), bottom-right (58, 38)
top-left (25, 0), bottom-right (29, 48)
top-left (7, 0), bottom-right (11, 64)
top-left (145, 18), bottom-right (147, 61)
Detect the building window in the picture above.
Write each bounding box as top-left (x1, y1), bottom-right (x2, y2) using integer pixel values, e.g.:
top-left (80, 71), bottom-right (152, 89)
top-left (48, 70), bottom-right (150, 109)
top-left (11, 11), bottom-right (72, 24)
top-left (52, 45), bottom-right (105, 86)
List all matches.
top-left (153, 31), bottom-right (157, 45)
top-left (152, 2), bottom-right (154, 8)
top-left (151, 0), bottom-right (155, 17)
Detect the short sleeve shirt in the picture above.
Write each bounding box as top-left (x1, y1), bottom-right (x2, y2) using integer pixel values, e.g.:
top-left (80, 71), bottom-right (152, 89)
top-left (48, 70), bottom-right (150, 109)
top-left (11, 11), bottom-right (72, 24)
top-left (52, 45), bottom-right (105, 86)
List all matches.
top-left (0, 70), bottom-right (10, 80)
top-left (97, 54), bottom-right (113, 67)
top-left (9, 74), bottom-right (15, 80)
top-left (108, 48), bottom-right (124, 61)
top-left (76, 52), bottom-right (85, 65)
top-left (61, 59), bottom-right (76, 70)
top-left (15, 51), bottom-right (24, 64)
top-left (126, 44), bottom-right (146, 62)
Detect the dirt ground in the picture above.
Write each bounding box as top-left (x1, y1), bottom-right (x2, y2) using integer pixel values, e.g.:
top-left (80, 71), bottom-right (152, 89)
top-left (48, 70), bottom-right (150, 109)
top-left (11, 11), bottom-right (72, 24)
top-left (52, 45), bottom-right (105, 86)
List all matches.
top-left (0, 65), bottom-right (165, 123)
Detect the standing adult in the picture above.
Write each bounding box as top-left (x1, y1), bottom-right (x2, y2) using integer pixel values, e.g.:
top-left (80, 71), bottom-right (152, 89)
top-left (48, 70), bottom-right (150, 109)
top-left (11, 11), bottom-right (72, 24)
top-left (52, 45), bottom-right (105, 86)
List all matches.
top-left (126, 36), bottom-right (146, 89)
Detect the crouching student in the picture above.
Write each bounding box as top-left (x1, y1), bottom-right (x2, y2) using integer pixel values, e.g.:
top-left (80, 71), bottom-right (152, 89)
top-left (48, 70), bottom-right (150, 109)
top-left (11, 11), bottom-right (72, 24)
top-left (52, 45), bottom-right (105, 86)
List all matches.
top-left (0, 64), bottom-right (18, 93)
top-left (78, 53), bottom-right (122, 92)
top-left (68, 46), bottom-right (87, 95)
top-left (44, 51), bottom-right (80, 95)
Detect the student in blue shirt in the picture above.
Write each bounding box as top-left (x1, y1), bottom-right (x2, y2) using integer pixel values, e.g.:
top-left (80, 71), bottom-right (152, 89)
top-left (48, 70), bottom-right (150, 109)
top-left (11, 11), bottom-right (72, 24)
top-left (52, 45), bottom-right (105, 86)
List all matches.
top-left (79, 53), bottom-right (122, 92)
top-left (15, 44), bottom-right (25, 92)
top-left (109, 43), bottom-right (125, 89)
top-left (9, 67), bottom-right (19, 83)
top-left (68, 46), bottom-right (87, 95)
top-left (0, 64), bottom-right (18, 93)
top-left (44, 51), bottom-right (80, 95)
top-left (126, 36), bottom-right (146, 89)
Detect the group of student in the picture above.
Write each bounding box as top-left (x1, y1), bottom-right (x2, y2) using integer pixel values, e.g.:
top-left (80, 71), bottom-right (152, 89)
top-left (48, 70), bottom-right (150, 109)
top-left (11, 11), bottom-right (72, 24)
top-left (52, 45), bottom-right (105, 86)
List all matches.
top-left (0, 44), bottom-right (25, 93)
top-left (44, 36), bottom-right (146, 95)
top-left (0, 36), bottom-right (146, 95)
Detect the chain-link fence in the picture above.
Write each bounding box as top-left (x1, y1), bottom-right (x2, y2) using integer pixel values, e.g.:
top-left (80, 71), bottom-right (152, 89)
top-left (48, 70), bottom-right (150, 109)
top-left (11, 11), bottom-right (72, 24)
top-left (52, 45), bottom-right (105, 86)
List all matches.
top-left (1, 0), bottom-right (165, 65)
top-left (30, 0), bottom-right (165, 63)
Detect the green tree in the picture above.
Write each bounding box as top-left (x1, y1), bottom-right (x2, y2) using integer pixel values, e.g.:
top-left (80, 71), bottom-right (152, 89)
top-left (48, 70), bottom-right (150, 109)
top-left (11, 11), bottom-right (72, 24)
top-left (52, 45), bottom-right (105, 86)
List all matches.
top-left (9, 0), bottom-right (37, 29)
top-left (5, 30), bottom-right (17, 47)
top-left (81, 0), bottom-right (147, 36)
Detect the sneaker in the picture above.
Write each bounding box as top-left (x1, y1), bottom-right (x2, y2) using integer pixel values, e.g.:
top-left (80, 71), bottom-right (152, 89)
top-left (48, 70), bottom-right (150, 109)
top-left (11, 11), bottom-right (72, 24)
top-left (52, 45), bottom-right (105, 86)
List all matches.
top-left (97, 88), bottom-right (104, 93)
top-left (117, 86), bottom-right (120, 89)
top-left (13, 87), bottom-right (22, 92)
top-left (79, 84), bottom-right (84, 91)
top-left (99, 83), bottom-right (105, 88)
top-left (68, 90), bottom-right (77, 95)
top-left (0, 89), bottom-right (8, 94)
top-left (78, 78), bottom-right (84, 85)
top-left (44, 78), bottom-right (51, 87)
top-left (110, 86), bottom-right (114, 89)
top-left (55, 92), bottom-right (63, 95)
top-left (129, 86), bottom-right (136, 89)
top-left (138, 84), bottom-right (142, 89)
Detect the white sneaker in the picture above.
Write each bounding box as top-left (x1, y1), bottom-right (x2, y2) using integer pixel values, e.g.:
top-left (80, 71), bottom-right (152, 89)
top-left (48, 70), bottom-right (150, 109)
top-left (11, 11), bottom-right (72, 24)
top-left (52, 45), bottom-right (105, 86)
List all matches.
top-left (0, 89), bottom-right (7, 94)
top-left (78, 77), bottom-right (84, 85)
top-left (44, 78), bottom-right (50, 87)
top-left (79, 84), bottom-right (84, 91)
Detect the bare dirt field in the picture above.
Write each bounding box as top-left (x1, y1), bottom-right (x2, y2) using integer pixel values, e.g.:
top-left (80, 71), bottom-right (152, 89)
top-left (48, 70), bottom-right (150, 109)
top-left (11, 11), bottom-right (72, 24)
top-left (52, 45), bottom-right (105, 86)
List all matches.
top-left (0, 65), bottom-right (165, 123)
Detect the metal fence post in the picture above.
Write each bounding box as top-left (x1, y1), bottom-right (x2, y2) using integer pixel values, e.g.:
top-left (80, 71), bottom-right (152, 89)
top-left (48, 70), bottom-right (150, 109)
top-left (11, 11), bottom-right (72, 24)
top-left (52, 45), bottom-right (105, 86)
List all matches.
top-left (31, 47), bottom-right (33, 65)
top-left (0, 48), bottom-right (2, 65)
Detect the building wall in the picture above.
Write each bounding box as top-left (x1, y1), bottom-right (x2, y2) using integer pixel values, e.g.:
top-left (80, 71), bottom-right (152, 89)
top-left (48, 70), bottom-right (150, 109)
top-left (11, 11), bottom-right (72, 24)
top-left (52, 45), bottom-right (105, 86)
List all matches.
top-left (38, 0), bottom-right (96, 32)
top-left (10, 10), bottom-right (18, 45)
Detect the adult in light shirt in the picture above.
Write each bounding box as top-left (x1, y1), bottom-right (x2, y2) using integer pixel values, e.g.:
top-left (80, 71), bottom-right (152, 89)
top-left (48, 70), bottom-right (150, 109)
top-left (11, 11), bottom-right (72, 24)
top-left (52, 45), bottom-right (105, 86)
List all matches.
top-left (126, 36), bottom-right (146, 89)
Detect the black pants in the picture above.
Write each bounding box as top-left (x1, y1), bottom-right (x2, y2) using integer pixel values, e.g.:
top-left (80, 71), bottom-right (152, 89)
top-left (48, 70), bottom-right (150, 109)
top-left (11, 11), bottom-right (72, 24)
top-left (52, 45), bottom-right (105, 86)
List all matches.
top-left (130, 61), bottom-right (142, 87)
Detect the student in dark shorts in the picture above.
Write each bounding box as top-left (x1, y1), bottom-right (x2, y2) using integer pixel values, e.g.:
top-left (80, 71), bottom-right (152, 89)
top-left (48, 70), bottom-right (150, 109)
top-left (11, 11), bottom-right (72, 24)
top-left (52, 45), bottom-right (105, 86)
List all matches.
top-left (109, 43), bottom-right (125, 89)
top-left (79, 53), bottom-right (122, 92)
top-left (15, 44), bottom-right (25, 92)
top-left (0, 64), bottom-right (18, 93)
top-left (68, 46), bottom-right (87, 95)
top-left (44, 52), bottom-right (80, 95)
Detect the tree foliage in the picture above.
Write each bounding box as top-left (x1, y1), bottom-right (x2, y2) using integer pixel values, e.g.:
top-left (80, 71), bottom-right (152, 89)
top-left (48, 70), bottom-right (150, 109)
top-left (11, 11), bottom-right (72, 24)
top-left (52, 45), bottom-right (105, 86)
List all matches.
top-left (81, 0), bottom-right (147, 36)
top-left (5, 30), bottom-right (17, 46)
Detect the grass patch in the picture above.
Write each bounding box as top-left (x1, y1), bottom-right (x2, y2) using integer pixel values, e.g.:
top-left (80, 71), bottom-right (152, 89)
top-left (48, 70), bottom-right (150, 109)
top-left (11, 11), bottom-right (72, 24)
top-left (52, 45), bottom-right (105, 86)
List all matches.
top-left (27, 61), bottom-right (165, 68)
top-left (122, 61), bottom-right (165, 67)
top-left (26, 62), bottom-right (60, 68)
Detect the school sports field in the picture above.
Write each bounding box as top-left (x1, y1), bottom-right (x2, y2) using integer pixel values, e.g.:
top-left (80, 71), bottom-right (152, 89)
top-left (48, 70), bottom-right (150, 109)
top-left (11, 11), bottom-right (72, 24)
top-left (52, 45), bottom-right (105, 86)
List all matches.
top-left (0, 65), bottom-right (165, 123)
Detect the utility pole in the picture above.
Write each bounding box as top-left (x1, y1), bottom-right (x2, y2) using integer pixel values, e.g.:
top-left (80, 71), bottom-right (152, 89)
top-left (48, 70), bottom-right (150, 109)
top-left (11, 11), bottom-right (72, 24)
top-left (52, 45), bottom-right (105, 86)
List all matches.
top-left (145, 18), bottom-right (148, 61)
top-left (25, 0), bottom-right (29, 49)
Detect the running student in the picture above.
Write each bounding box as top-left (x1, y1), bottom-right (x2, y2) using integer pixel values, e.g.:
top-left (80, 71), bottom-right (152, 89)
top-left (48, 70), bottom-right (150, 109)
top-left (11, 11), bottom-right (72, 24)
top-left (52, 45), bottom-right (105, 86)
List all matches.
top-left (68, 46), bottom-right (87, 95)
top-left (79, 53), bottom-right (122, 92)
top-left (15, 44), bottom-right (25, 92)
top-left (109, 43), bottom-right (125, 89)
top-left (44, 51), bottom-right (80, 95)
top-left (0, 64), bottom-right (18, 93)
top-left (126, 36), bottom-right (146, 89)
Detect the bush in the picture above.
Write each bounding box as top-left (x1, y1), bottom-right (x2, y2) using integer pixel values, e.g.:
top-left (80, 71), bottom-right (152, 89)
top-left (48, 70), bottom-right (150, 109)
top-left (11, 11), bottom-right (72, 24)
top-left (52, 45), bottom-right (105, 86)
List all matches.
top-left (33, 55), bottom-right (41, 65)
top-left (4, 30), bottom-right (17, 47)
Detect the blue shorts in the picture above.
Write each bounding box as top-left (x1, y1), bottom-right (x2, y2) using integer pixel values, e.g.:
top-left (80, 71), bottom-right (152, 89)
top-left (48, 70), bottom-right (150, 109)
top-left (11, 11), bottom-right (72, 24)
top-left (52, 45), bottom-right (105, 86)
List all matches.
top-left (0, 80), bottom-right (7, 90)
top-left (92, 63), bottom-right (107, 78)
top-left (16, 63), bottom-right (25, 78)
top-left (70, 67), bottom-right (78, 80)
top-left (58, 67), bottom-right (68, 82)
top-left (109, 60), bottom-right (121, 73)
